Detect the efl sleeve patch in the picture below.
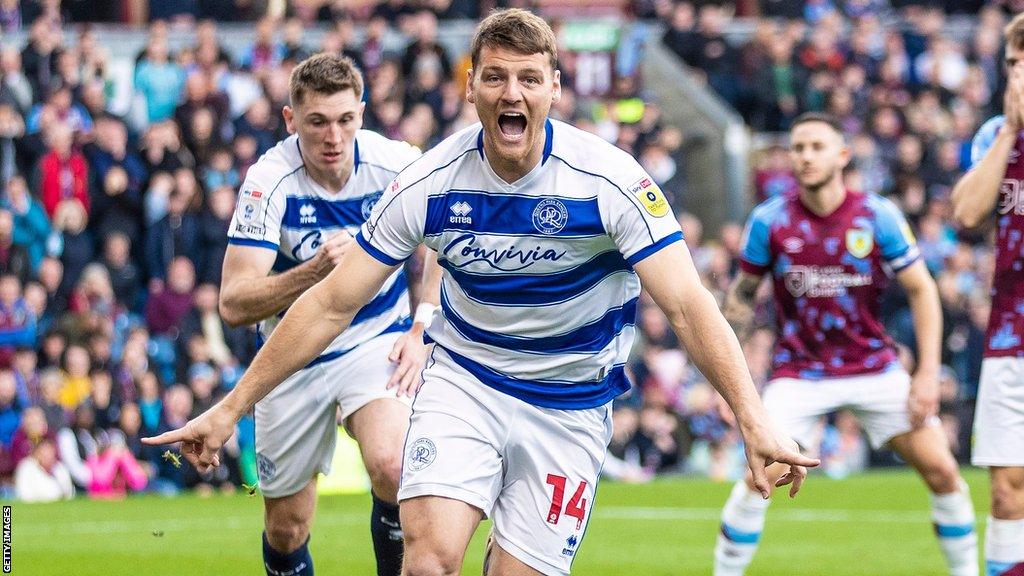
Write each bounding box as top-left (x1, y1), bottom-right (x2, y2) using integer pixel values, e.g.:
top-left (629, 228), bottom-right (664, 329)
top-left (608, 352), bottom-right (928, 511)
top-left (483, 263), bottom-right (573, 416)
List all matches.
top-left (627, 178), bottom-right (669, 217)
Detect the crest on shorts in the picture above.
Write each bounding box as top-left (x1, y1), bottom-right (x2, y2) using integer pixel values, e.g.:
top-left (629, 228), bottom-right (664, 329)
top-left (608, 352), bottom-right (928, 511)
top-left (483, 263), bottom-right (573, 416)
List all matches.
top-left (407, 438), bottom-right (437, 471)
top-left (532, 199), bottom-right (568, 235)
top-left (256, 453), bottom-right (276, 482)
top-left (845, 229), bottom-right (873, 259)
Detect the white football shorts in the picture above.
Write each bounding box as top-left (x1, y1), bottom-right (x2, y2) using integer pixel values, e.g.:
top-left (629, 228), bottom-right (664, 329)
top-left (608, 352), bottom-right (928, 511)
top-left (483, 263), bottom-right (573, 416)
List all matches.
top-left (972, 356), bottom-right (1024, 467)
top-left (398, 346), bottom-right (613, 576)
top-left (254, 330), bottom-right (411, 498)
top-left (762, 368), bottom-right (935, 451)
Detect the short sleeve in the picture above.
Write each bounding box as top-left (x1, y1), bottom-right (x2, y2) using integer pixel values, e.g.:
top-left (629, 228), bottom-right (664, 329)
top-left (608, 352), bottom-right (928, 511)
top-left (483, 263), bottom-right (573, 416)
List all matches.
top-left (227, 179), bottom-right (284, 252)
top-left (970, 115), bottom-right (1006, 169)
top-left (603, 166), bottom-right (683, 265)
top-left (356, 175), bottom-right (427, 266)
top-left (871, 195), bottom-right (920, 272)
top-left (738, 201), bottom-right (776, 275)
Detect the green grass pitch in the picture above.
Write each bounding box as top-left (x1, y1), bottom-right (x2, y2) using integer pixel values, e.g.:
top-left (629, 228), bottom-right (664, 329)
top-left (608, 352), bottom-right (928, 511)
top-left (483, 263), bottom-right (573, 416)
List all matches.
top-left (15, 468), bottom-right (991, 575)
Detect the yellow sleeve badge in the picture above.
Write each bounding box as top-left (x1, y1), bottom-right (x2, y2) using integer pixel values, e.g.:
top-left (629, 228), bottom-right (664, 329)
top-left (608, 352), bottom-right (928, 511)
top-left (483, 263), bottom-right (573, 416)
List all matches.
top-left (627, 177), bottom-right (670, 218)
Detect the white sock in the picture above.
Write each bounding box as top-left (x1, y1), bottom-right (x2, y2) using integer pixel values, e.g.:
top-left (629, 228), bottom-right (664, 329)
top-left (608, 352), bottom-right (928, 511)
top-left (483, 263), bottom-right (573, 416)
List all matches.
top-left (985, 517), bottom-right (1024, 576)
top-left (930, 482), bottom-right (978, 576)
top-left (714, 481), bottom-right (770, 576)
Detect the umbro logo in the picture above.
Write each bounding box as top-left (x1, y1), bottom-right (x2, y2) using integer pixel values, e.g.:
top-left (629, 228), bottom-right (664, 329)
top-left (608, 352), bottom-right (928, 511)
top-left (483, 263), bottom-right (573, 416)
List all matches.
top-left (782, 237), bottom-right (804, 253)
top-left (299, 203), bottom-right (317, 224)
top-left (450, 201), bottom-right (473, 224)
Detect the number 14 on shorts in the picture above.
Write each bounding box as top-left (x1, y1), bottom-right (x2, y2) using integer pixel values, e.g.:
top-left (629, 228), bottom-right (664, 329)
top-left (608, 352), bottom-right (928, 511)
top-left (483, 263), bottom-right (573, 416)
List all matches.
top-left (545, 474), bottom-right (587, 530)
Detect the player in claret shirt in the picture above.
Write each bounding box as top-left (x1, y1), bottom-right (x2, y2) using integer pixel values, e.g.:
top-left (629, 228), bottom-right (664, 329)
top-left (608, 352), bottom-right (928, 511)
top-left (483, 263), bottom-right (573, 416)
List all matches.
top-left (714, 112), bottom-right (977, 576)
top-left (950, 12), bottom-right (1024, 576)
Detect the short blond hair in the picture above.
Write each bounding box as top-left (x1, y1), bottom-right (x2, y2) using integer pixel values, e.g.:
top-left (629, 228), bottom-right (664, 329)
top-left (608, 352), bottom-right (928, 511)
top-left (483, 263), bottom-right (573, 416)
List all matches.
top-left (289, 53), bottom-right (364, 106)
top-left (470, 8), bottom-right (558, 72)
top-left (1006, 12), bottom-right (1024, 51)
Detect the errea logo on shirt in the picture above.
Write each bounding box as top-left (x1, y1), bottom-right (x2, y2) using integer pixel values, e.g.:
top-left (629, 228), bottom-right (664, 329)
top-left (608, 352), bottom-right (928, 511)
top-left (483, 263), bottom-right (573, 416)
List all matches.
top-left (450, 201), bottom-right (473, 224)
top-left (299, 203), bottom-right (317, 224)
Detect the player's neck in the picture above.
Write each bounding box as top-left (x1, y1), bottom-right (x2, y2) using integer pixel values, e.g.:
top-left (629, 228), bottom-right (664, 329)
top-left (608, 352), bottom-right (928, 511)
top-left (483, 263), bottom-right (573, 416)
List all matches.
top-left (306, 161), bottom-right (353, 193)
top-left (483, 140), bottom-right (543, 185)
top-left (798, 180), bottom-right (847, 217)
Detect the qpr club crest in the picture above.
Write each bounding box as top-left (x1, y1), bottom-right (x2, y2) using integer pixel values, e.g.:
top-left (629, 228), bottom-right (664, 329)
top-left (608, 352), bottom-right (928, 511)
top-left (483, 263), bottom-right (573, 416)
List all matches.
top-left (532, 198), bottom-right (568, 235)
top-left (407, 438), bottom-right (437, 471)
top-left (845, 228), bottom-right (874, 259)
top-left (361, 191), bottom-right (383, 220)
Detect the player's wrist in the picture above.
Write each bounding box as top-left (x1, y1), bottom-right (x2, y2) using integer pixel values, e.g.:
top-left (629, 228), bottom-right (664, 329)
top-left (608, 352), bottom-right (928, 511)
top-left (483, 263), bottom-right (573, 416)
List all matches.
top-left (413, 302), bottom-right (437, 327)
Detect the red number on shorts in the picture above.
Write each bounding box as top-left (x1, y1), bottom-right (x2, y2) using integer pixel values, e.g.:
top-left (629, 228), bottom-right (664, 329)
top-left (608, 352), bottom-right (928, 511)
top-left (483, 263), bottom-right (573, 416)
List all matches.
top-left (545, 474), bottom-right (588, 530)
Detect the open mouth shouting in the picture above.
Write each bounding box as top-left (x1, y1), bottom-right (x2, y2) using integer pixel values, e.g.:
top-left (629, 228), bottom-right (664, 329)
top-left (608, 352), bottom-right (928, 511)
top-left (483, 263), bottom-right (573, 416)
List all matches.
top-left (497, 111), bottom-right (528, 143)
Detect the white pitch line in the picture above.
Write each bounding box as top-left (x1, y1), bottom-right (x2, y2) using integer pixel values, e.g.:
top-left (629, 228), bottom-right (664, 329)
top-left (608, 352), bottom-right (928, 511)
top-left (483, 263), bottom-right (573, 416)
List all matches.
top-left (598, 506), bottom-right (933, 523)
top-left (19, 506), bottom-right (939, 538)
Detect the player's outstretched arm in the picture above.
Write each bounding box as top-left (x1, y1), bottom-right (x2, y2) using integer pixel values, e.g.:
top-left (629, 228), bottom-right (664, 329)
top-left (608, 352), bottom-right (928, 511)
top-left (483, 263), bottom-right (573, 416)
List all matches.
top-left (633, 242), bottom-right (819, 498)
top-left (219, 233), bottom-right (352, 327)
top-left (950, 69), bottom-right (1024, 228)
top-left (144, 244), bottom-right (398, 472)
top-left (895, 259), bottom-right (943, 427)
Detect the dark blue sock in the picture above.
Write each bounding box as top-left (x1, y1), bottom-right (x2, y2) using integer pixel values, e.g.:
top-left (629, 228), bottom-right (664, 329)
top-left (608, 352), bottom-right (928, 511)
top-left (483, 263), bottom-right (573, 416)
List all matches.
top-left (370, 492), bottom-right (404, 576)
top-left (263, 531), bottom-right (314, 576)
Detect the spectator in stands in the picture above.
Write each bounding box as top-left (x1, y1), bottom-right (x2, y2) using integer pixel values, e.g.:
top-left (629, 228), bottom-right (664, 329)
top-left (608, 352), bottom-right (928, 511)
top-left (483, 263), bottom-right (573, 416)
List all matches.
top-left (51, 198), bottom-right (94, 301)
top-left (19, 18), bottom-right (57, 101)
top-left (0, 274), bottom-right (35, 364)
top-left (401, 10), bottom-right (453, 80)
top-left (14, 438), bottom-right (73, 502)
top-left (35, 122), bottom-right (90, 219)
top-left (9, 405), bottom-right (53, 469)
top-left (84, 116), bottom-right (146, 243)
top-left (196, 186), bottom-right (232, 285)
top-left (3, 175), bottom-right (50, 276)
top-left (144, 180), bottom-right (201, 282)
top-left (240, 17), bottom-right (284, 75)
top-left (0, 208), bottom-right (30, 282)
top-left (0, 49), bottom-right (32, 116)
top-left (145, 256), bottom-right (195, 339)
top-left (134, 34), bottom-right (185, 123)
top-left (100, 233), bottom-right (141, 311)
top-left (25, 82), bottom-right (92, 136)
top-left (57, 343), bottom-right (90, 411)
top-left (0, 369), bottom-right (23, 475)
top-left (0, 104), bottom-right (25, 184)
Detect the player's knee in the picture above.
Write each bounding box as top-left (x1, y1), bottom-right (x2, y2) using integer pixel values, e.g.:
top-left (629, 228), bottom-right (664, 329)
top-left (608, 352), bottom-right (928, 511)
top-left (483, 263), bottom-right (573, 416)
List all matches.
top-left (402, 545), bottom-right (462, 576)
top-left (990, 472), bottom-right (1024, 517)
top-left (265, 510), bottom-right (312, 553)
top-left (366, 451), bottom-right (403, 502)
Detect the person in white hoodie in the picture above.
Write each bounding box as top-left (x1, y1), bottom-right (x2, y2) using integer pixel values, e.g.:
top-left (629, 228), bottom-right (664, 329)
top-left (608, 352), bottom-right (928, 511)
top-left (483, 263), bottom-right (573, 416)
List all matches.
top-left (15, 438), bottom-right (74, 503)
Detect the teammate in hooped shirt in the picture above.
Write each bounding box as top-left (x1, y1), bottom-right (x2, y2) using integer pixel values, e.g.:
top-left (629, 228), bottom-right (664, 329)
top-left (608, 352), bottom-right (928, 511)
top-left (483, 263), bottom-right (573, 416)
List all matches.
top-left (951, 12), bottom-right (1024, 576)
top-left (714, 112), bottom-right (977, 576)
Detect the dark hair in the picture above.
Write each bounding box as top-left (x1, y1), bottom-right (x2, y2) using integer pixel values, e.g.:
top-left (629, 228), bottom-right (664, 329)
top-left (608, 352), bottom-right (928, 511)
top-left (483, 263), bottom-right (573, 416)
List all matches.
top-left (289, 52), bottom-right (364, 105)
top-left (791, 112), bottom-right (845, 138)
top-left (470, 8), bottom-right (558, 71)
